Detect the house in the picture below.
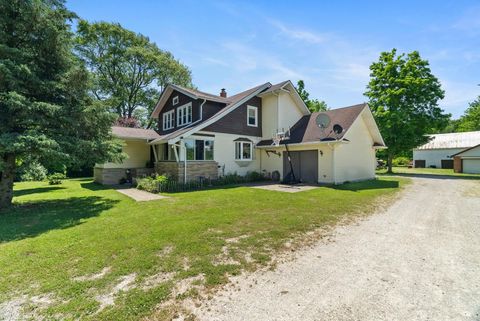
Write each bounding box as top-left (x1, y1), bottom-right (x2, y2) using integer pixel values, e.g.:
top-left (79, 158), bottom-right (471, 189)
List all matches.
top-left (413, 131), bottom-right (480, 169)
top-left (94, 80), bottom-right (386, 185)
top-left (452, 144), bottom-right (480, 174)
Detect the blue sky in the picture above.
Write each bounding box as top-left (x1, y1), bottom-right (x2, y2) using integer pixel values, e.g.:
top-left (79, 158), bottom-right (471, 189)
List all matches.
top-left (67, 0), bottom-right (480, 118)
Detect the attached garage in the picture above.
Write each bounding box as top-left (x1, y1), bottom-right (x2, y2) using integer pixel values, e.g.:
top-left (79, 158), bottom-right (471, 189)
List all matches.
top-left (462, 159), bottom-right (480, 174)
top-left (452, 144), bottom-right (480, 174)
top-left (283, 150), bottom-right (318, 184)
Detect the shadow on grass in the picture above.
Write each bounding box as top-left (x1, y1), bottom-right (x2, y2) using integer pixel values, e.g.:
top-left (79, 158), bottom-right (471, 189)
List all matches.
top-left (378, 172), bottom-right (480, 180)
top-left (0, 196), bottom-right (118, 243)
top-left (13, 186), bottom-right (66, 198)
top-left (333, 179), bottom-right (399, 192)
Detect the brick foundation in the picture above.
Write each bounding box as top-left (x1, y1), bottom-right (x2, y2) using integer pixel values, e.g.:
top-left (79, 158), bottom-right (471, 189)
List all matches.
top-left (94, 167), bottom-right (154, 185)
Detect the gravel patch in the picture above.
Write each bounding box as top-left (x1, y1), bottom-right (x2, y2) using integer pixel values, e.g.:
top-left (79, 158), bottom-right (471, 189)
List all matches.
top-left (194, 177), bottom-right (480, 321)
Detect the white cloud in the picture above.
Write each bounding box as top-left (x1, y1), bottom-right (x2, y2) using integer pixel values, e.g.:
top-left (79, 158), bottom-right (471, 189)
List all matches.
top-left (439, 80), bottom-right (479, 117)
top-left (268, 19), bottom-right (329, 44)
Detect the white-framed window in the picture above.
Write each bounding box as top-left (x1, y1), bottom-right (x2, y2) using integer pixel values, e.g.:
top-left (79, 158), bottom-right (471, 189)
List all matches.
top-left (247, 105), bottom-right (258, 127)
top-left (172, 96), bottom-right (179, 105)
top-left (177, 102), bottom-right (192, 126)
top-left (162, 110), bottom-right (174, 130)
top-left (235, 141), bottom-right (253, 161)
top-left (184, 138), bottom-right (214, 161)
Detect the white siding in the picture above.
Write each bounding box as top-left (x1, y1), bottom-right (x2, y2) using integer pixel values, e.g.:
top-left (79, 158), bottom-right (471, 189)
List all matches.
top-left (334, 114), bottom-right (376, 183)
top-left (413, 148), bottom-right (463, 168)
top-left (261, 94), bottom-right (279, 139)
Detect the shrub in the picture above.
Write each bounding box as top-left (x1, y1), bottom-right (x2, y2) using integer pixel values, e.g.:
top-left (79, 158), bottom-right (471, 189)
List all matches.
top-left (47, 173), bottom-right (66, 185)
top-left (136, 174), bottom-right (169, 193)
top-left (17, 161), bottom-right (47, 181)
top-left (392, 156), bottom-right (410, 167)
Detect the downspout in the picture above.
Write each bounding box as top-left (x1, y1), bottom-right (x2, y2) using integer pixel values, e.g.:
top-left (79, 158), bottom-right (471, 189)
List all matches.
top-left (327, 142), bottom-right (336, 185)
top-left (199, 98), bottom-right (206, 121)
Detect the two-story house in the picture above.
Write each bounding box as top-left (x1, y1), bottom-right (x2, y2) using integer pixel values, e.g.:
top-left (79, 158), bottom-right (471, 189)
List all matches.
top-left (94, 80), bottom-right (386, 185)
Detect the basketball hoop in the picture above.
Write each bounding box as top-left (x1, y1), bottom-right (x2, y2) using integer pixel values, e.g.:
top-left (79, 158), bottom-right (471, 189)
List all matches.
top-left (272, 128), bottom-right (290, 147)
top-left (272, 136), bottom-right (281, 147)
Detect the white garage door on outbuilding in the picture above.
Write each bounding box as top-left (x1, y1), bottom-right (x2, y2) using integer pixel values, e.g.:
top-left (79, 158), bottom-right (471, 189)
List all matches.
top-left (462, 159), bottom-right (480, 174)
top-left (452, 143), bottom-right (480, 174)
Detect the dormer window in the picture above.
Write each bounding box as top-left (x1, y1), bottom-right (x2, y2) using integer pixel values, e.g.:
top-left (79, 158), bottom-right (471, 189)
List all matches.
top-left (247, 105), bottom-right (258, 127)
top-left (172, 96), bottom-right (179, 105)
top-left (177, 102), bottom-right (192, 126)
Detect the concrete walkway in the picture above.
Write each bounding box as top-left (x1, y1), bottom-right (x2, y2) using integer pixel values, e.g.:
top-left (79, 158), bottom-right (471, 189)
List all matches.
top-left (116, 188), bottom-right (167, 202)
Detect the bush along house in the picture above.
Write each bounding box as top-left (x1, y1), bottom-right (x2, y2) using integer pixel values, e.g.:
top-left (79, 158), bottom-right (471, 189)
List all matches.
top-left (94, 80), bottom-right (386, 185)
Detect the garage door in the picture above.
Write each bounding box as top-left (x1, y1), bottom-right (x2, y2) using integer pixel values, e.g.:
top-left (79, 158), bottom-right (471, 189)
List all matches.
top-left (414, 160), bottom-right (426, 168)
top-left (283, 150), bottom-right (318, 184)
top-left (441, 159), bottom-right (454, 169)
top-left (463, 159), bottom-right (480, 174)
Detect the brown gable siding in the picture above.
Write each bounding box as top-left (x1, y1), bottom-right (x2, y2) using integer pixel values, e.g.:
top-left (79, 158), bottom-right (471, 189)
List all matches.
top-left (157, 90), bottom-right (199, 135)
top-left (203, 96), bottom-right (262, 137)
top-left (202, 101), bottom-right (225, 121)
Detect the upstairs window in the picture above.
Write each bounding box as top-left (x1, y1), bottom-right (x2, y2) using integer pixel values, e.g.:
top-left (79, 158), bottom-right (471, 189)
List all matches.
top-left (162, 110), bottom-right (174, 130)
top-left (235, 141), bottom-right (252, 161)
top-left (247, 105), bottom-right (258, 127)
top-left (172, 96), bottom-right (179, 105)
top-left (177, 103), bottom-right (192, 126)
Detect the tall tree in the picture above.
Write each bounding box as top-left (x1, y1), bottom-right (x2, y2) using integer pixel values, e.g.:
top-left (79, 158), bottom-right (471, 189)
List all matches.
top-left (296, 80), bottom-right (328, 112)
top-left (75, 21), bottom-right (193, 122)
top-left (365, 49), bottom-right (449, 173)
top-left (456, 96), bottom-right (480, 132)
top-left (0, 0), bottom-right (123, 208)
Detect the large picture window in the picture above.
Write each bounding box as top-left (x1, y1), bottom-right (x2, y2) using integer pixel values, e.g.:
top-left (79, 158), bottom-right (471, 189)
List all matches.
top-left (177, 103), bottom-right (192, 126)
top-left (162, 110), bottom-right (174, 130)
top-left (235, 141), bottom-right (252, 160)
top-left (184, 139), bottom-right (214, 161)
top-left (247, 105), bottom-right (258, 127)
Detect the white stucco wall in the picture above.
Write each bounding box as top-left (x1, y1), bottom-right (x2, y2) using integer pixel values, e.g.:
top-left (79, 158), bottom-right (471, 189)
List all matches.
top-left (413, 148), bottom-right (463, 168)
top-left (261, 91), bottom-right (305, 139)
top-left (192, 131), bottom-right (262, 176)
top-left (334, 114), bottom-right (376, 183)
top-left (278, 92), bottom-right (305, 132)
top-left (97, 139), bottom-right (150, 169)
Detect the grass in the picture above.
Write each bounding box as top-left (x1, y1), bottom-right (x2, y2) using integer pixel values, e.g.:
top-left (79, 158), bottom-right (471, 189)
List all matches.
top-left (0, 177), bottom-right (407, 320)
top-left (377, 166), bottom-right (480, 178)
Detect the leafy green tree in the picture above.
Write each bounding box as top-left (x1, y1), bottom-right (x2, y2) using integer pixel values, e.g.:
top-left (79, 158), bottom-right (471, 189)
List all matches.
top-left (75, 21), bottom-right (193, 122)
top-left (296, 80), bottom-right (328, 112)
top-left (364, 49), bottom-right (449, 173)
top-left (0, 0), bottom-right (123, 208)
top-left (456, 96), bottom-right (480, 132)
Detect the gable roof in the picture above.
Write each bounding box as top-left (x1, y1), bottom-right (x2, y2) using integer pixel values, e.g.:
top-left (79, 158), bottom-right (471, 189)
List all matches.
top-left (451, 143), bottom-right (480, 156)
top-left (258, 80), bottom-right (311, 115)
top-left (150, 82), bottom-right (272, 144)
top-left (257, 103), bottom-right (382, 147)
top-left (111, 126), bottom-right (161, 140)
top-left (415, 131), bottom-right (480, 150)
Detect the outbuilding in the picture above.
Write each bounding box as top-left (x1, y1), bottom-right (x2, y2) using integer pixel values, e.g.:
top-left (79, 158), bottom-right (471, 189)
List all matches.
top-left (413, 131), bottom-right (480, 169)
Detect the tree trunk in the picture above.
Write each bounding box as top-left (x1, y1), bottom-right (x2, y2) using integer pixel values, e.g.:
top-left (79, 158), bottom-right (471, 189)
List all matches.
top-left (387, 153), bottom-right (393, 174)
top-left (0, 154), bottom-right (16, 210)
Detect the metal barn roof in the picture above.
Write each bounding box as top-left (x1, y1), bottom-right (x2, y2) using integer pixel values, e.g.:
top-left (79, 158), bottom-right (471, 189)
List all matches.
top-left (416, 131), bottom-right (480, 150)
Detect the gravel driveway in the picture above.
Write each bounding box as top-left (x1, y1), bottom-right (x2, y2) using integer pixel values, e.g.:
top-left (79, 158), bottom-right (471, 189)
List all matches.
top-left (194, 177), bottom-right (480, 321)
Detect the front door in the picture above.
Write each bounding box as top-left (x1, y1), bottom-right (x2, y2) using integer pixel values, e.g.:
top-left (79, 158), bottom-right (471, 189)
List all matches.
top-left (283, 150), bottom-right (318, 184)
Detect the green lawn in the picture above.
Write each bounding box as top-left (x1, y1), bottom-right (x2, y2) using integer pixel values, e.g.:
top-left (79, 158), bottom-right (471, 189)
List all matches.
top-left (0, 178), bottom-right (407, 320)
top-left (377, 166), bottom-right (480, 178)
